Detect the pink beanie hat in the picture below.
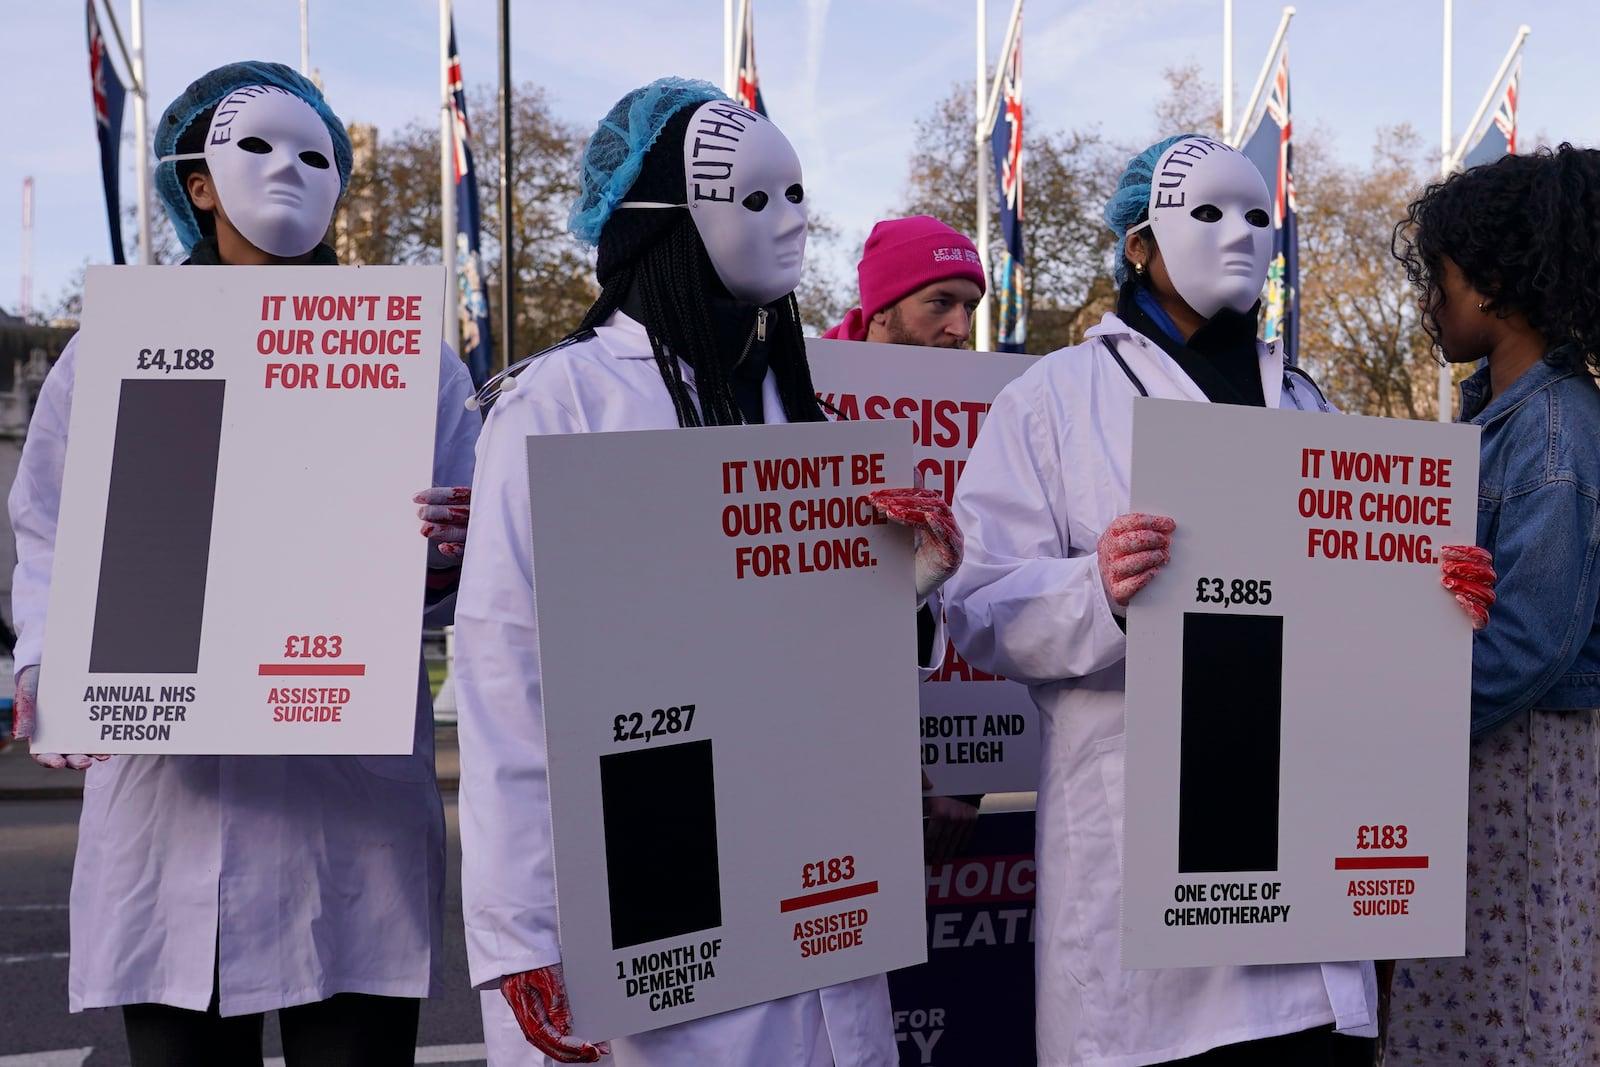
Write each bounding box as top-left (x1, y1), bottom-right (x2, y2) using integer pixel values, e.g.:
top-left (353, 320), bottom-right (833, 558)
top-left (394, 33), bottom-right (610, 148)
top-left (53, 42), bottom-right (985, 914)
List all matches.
top-left (823, 217), bottom-right (986, 341)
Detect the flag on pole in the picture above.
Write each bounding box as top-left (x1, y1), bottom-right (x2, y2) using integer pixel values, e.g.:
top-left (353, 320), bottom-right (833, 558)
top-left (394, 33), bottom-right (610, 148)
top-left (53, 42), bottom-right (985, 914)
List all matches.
top-left (1239, 45), bottom-right (1297, 365)
top-left (988, 24), bottom-right (1025, 353)
top-left (733, 1), bottom-right (767, 116)
top-left (87, 0), bottom-right (127, 265)
top-left (1461, 59), bottom-right (1519, 169)
top-left (448, 20), bottom-right (493, 388)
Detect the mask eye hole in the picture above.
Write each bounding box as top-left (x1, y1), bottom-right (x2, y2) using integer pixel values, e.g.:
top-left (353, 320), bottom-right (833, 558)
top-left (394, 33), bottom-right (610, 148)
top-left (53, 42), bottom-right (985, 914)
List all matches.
top-left (299, 150), bottom-right (331, 169)
top-left (1245, 208), bottom-right (1271, 228)
top-left (742, 190), bottom-right (769, 212)
top-left (1189, 204), bottom-right (1222, 223)
top-left (238, 137), bottom-right (273, 155)
top-left (785, 183), bottom-right (804, 204)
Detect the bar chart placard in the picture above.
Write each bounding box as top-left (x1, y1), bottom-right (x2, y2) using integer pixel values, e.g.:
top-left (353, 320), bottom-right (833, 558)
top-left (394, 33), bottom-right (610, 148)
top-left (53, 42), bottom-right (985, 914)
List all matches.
top-left (1122, 398), bottom-right (1478, 968)
top-left (34, 265), bottom-right (444, 755)
top-left (529, 422), bottom-right (927, 1039)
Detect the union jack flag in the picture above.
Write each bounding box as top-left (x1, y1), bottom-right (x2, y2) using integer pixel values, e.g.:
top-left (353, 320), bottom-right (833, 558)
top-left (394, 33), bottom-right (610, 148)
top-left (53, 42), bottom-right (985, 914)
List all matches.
top-left (87, 0), bottom-right (127, 264)
top-left (988, 25), bottom-right (1024, 352)
top-left (448, 19), bottom-right (493, 387)
top-left (733, 1), bottom-right (767, 117)
top-left (1462, 60), bottom-right (1519, 169)
top-left (1241, 45), bottom-right (1297, 365)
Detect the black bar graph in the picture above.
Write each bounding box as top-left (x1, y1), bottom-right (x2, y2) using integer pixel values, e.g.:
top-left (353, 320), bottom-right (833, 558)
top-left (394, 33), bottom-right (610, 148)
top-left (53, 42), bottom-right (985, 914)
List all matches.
top-left (89, 379), bottom-right (226, 673)
top-left (1177, 612), bottom-right (1284, 873)
top-left (600, 739), bottom-right (722, 949)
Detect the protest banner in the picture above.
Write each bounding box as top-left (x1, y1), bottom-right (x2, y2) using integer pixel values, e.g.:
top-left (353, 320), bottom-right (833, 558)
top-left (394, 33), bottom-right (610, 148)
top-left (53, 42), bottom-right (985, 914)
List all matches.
top-left (809, 338), bottom-right (1039, 794)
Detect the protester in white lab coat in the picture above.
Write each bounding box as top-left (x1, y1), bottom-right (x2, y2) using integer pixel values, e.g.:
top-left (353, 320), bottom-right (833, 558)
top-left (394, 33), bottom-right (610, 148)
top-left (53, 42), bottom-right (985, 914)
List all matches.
top-left (8, 62), bottom-right (479, 1067)
top-left (456, 77), bottom-right (960, 1066)
top-left (942, 135), bottom-right (1496, 1067)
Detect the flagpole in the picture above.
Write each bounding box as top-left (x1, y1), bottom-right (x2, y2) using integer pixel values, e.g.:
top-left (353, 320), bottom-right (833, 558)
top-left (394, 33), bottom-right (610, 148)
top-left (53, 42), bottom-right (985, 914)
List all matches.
top-left (130, 0), bottom-right (151, 265)
top-left (724, 0), bottom-right (735, 94)
top-left (974, 0), bottom-right (990, 352)
top-left (497, 0), bottom-right (514, 372)
top-left (1230, 6), bottom-right (1293, 147)
top-left (97, 0), bottom-right (139, 94)
top-left (300, 0), bottom-right (310, 76)
top-left (1451, 24), bottom-right (1531, 172)
top-left (1222, 0), bottom-right (1233, 140)
top-left (980, 0), bottom-right (1023, 136)
top-left (440, 0), bottom-right (460, 356)
top-left (1437, 0), bottom-right (1453, 422)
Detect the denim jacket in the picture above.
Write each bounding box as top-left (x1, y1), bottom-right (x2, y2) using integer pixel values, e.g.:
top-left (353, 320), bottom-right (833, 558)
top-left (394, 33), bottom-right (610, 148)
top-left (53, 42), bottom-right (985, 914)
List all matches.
top-left (1461, 352), bottom-right (1600, 736)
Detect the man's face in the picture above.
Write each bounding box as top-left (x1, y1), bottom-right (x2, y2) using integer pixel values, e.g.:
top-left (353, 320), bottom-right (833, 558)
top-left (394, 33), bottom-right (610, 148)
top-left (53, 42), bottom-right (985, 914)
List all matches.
top-left (868, 278), bottom-right (984, 349)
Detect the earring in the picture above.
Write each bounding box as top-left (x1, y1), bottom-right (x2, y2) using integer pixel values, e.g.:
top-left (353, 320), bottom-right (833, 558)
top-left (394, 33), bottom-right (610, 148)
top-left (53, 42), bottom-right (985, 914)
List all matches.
top-left (1477, 301), bottom-right (1487, 312)
top-left (1133, 261), bottom-right (1146, 276)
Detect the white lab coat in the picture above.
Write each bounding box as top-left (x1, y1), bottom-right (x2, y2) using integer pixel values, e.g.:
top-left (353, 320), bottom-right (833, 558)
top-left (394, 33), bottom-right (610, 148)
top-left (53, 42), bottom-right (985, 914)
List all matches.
top-left (944, 314), bottom-right (1377, 1067)
top-left (456, 311), bottom-right (900, 1066)
top-left (8, 336), bottom-right (480, 1017)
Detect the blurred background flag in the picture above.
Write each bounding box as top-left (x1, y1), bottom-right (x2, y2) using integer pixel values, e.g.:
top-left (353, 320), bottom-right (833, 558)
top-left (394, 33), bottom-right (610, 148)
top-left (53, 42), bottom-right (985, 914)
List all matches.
top-left (87, 0), bottom-right (127, 265)
top-left (1235, 13), bottom-right (1296, 365)
top-left (988, 19), bottom-right (1024, 353)
top-left (1458, 39), bottom-right (1524, 169)
top-left (732, 0), bottom-right (767, 116)
top-left (448, 19), bottom-right (493, 388)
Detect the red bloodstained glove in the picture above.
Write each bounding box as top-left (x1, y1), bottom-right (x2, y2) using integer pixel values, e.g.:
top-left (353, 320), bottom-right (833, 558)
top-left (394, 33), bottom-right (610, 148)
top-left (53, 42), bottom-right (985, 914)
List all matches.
top-left (12, 665), bottom-right (107, 771)
top-left (500, 965), bottom-right (609, 1063)
top-left (415, 487), bottom-right (470, 567)
top-left (867, 487), bottom-right (963, 603)
top-left (1440, 544), bottom-right (1495, 631)
top-left (1097, 513), bottom-right (1176, 612)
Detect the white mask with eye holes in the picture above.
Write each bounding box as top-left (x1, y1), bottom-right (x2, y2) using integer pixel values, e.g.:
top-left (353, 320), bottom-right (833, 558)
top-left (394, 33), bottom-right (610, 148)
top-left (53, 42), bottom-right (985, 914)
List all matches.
top-left (202, 86), bottom-right (341, 258)
top-left (680, 101), bottom-right (807, 306)
top-left (1141, 136), bottom-right (1273, 319)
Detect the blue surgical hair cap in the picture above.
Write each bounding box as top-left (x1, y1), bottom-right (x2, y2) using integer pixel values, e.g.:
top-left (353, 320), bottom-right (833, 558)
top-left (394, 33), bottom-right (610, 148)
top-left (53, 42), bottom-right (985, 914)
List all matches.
top-left (155, 61), bottom-right (354, 254)
top-left (1104, 133), bottom-right (1197, 285)
top-left (568, 76), bottom-right (730, 247)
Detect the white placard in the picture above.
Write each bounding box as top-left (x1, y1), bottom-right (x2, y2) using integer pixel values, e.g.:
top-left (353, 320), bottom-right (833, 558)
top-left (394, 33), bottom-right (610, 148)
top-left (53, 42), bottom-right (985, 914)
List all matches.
top-left (1122, 398), bottom-right (1479, 968)
top-left (35, 265), bottom-right (444, 755)
top-left (531, 421), bottom-right (927, 1039)
top-left (808, 338), bottom-right (1040, 794)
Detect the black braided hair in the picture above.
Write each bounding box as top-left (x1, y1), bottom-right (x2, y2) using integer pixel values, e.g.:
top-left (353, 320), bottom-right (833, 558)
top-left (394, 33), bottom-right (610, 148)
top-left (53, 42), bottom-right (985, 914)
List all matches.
top-left (573, 212), bottom-right (823, 427)
top-left (1392, 143), bottom-right (1600, 376)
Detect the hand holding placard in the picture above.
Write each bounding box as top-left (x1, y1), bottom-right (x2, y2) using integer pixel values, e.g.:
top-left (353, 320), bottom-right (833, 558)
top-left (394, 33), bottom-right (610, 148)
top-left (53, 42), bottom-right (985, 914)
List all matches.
top-left (501, 964), bottom-right (610, 1063)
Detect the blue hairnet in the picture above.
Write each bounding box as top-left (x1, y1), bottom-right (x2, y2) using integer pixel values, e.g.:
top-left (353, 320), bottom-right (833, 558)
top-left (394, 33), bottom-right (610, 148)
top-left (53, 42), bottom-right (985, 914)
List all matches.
top-left (1104, 133), bottom-right (1195, 284)
top-left (155, 61), bottom-right (354, 253)
top-left (568, 76), bottom-right (729, 247)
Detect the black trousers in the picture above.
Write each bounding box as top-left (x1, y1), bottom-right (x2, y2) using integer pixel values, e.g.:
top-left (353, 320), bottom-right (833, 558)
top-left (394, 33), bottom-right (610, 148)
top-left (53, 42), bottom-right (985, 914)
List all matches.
top-left (1166, 1025), bottom-right (1375, 1066)
top-left (123, 990), bottom-right (421, 1067)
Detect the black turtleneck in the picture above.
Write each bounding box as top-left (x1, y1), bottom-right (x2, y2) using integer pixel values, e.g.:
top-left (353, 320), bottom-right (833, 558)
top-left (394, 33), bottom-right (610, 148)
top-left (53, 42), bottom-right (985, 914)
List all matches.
top-left (183, 238), bottom-right (340, 267)
top-left (620, 278), bottom-right (774, 425)
top-left (1116, 282), bottom-right (1266, 407)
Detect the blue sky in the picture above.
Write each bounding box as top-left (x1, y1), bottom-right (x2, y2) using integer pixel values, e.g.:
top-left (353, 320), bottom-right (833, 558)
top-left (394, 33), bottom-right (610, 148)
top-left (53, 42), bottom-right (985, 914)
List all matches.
top-left (4, 0), bottom-right (1595, 325)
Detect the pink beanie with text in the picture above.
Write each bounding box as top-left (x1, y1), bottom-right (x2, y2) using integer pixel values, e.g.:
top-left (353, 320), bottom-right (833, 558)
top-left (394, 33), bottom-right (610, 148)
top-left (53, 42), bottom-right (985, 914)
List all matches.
top-left (823, 216), bottom-right (985, 340)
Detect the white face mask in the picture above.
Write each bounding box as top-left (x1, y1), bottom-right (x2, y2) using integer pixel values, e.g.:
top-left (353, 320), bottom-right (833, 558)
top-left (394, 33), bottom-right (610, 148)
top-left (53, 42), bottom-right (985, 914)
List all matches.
top-left (681, 101), bottom-right (807, 306)
top-left (1142, 136), bottom-right (1273, 319)
top-left (202, 86), bottom-right (341, 258)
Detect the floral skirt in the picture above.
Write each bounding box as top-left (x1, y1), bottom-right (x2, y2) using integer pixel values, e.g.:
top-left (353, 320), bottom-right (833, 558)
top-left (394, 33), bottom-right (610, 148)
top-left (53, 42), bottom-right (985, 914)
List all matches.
top-left (1386, 707), bottom-right (1600, 1066)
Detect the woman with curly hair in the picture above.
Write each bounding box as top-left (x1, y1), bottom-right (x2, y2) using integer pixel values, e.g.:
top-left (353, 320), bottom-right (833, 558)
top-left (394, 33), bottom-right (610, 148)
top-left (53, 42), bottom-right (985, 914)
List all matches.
top-left (1386, 144), bottom-right (1600, 1066)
